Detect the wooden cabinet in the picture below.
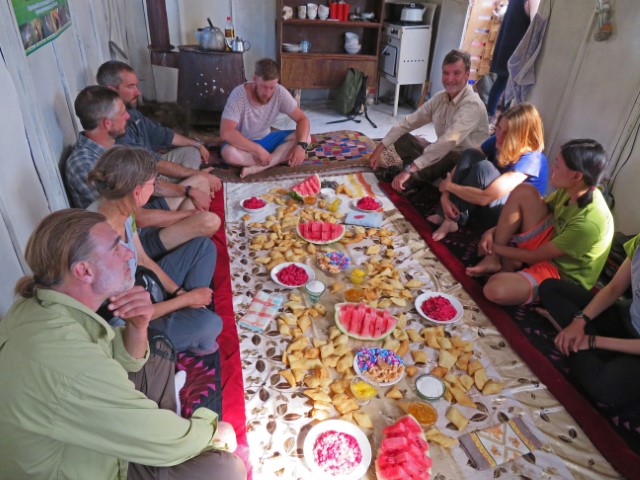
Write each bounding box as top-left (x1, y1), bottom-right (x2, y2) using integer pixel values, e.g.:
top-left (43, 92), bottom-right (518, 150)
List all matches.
top-left (276, 0), bottom-right (384, 89)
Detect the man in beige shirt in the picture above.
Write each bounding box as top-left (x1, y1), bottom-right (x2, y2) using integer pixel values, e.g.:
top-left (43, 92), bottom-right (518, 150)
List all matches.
top-left (370, 49), bottom-right (489, 193)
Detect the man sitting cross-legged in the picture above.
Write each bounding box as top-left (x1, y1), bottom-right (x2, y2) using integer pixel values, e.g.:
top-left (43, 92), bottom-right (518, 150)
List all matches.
top-left (220, 58), bottom-right (311, 178)
top-left (467, 139), bottom-right (614, 306)
top-left (65, 85), bottom-right (220, 259)
top-left (0, 209), bottom-right (246, 480)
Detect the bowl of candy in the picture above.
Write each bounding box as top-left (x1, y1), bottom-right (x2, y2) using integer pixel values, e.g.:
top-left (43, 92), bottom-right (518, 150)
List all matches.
top-left (316, 251), bottom-right (351, 274)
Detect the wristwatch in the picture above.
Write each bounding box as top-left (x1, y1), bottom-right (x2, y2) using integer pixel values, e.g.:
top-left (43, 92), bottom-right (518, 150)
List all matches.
top-left (296, 141), bottom-right (309, 150)
top-left (184, 185), bottom-right (192, 198)
top-left (574, 310), bottom-right (592, 322)
top-left (404, 164), bottom-right (416, 174)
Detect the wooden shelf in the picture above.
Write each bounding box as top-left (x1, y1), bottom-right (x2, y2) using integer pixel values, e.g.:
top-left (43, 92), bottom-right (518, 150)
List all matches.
top-left (280, 19), bottom-right (382, 28)
top-left (281, 52), bottom-right (378, 60)
top-left (277, 0), bottom-right (384, 89)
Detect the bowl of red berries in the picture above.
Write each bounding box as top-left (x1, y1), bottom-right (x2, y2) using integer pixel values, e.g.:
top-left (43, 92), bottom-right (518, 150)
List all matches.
top-left (271, 262), bottom-right (315, 288)
top-left (241, 196), bottom-right (267, 213)
top-left (415, 291), bottom-right (464, 325)
top-left (353, 196), bottom-right (382, 212)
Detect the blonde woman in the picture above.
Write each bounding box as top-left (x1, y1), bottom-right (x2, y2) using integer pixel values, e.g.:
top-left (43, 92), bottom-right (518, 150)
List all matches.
top-left (430, 103), bottom-right (547, 241)
top-left (88, 146), bottom-right (221, 354)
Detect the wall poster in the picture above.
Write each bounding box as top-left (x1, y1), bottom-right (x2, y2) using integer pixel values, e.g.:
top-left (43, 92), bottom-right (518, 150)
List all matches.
top-left (13, 0), bottom-right (71, 55)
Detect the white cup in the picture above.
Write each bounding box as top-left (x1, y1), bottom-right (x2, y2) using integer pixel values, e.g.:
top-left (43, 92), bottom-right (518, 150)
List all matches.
top-left (318, 4), bottom-right (330, 15)
top-left (307, 3), bottom-right (318, 19)
top-left (298, 5), bottom-right (307, 18)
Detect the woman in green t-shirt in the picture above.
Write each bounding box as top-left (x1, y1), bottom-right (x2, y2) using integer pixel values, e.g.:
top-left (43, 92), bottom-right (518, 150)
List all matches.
top-left (467, 139), bottom-right (613, 305)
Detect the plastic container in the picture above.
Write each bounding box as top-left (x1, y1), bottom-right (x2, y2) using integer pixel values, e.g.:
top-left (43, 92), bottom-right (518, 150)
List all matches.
top-left (415, 374), bottom-right (446, 401)
top-left (224, 16), bottom-right (235, 51)
top-left (407, 401), bottom-right (438, 428)
top-left (349, 268), bottom-right (366, 284)
top-left (344, 288), bottom-right (364, 302)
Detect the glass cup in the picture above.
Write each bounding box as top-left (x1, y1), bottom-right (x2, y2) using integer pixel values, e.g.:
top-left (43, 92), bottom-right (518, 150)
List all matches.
top-left (304, 279), bottom-right (326, 304)
top-left (350, 375), bottom-right (378, 405)
top-left (349, 268), bottom-right (366, 284)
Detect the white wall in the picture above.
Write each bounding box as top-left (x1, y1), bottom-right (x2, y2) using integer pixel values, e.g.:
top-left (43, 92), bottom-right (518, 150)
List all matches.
top-left (528, 0), bottom-right (640, 234)
top-left (0, 0), bottom-right (148, 314)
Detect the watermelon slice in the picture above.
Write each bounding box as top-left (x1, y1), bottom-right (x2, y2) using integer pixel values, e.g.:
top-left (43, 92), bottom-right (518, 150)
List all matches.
top-left (297, 221), bottom-right (345, 245)
top-left (290, 174), bottom-right (321, 200)
top-left (335, 302), bottom-right (398, 341)
top-left (376, 415), bottom-right (432, 480)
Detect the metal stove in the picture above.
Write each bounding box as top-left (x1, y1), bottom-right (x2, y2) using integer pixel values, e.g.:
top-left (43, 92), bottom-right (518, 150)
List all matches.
top-left (378, 22), bottom-right (432, 116)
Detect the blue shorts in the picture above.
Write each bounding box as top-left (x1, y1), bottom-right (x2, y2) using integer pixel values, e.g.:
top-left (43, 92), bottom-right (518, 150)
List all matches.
top-left (221, 130), bottom-right (294, 153)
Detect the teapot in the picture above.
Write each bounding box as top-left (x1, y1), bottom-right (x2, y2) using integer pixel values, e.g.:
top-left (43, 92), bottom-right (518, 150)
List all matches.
top-left (230, 36), bottom-right (251, 53)
top-left (194, 19), bottom-right (225, 51)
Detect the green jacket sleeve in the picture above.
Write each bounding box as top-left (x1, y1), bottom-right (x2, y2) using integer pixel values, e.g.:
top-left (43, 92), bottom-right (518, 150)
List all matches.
top-left (624, 233), bottom-right (640, 259)
top-left (48, 351), bottom-right (219, 467)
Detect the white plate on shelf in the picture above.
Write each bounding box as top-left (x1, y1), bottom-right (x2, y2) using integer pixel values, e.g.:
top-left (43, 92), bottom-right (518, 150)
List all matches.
top-left (303, 419), bottom-right (372, 479)
top-left (270, 262), bottom-right (315, 288)
top-left (351, 198), bottom-right (382, 212)
top-left (283, 43), bottom-right (302, 52)
top-left (240, 196), bottom-right (268, 214)
top-left (415, 291), bottom-right (464, 325)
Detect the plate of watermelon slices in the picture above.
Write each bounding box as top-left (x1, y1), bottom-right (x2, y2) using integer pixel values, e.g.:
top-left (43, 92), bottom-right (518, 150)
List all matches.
top-left (271, 262), bottom-right (315, 288)
top-left (376, 415), bottom-right (432, 480)
top-left (303, 419), bottom-right (372, 480)
top-left (297, 220), bottom-right (346, 245)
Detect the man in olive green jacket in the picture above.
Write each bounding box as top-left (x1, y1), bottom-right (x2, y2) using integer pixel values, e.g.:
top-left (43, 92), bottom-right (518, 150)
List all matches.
top-left (0, 209), bottom-right (246, 480)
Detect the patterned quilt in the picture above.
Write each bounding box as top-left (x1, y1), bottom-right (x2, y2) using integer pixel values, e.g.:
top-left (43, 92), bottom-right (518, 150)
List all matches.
top-left (208, 130), bottom-right (375, 182)
top-left (223, 173), bottom-right (618, 480)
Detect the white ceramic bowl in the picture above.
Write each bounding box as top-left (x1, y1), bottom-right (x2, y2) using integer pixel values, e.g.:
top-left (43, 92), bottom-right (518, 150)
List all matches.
top-left (414, 291), bottom-right (464, 325)
top-left (240, 196), bottom-right (268, 213)
top-left (303, 419), bottom-right (372, 479)
top-left (270, 262), bottom-right (315, 289)
top-left (345, 45), bottom-right (362, 54)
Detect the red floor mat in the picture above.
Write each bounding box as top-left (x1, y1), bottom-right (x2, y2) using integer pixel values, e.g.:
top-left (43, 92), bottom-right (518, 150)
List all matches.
top-left (210, 192), bottom-right (252, 479)
top-left (380, 183), bottom-right (640, 479)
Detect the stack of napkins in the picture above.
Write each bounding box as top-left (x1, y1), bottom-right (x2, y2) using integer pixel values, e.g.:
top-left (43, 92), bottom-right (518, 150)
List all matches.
top-left (345, 211), bottom-right (383, 228)
top-left (238, 291), bottom-right (284, 332)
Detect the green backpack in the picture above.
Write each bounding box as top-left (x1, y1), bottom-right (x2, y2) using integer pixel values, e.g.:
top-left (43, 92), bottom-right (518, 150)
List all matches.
top-left (329, 68), bottom-right (377, 128)
top-left (333, 68), bottom-right (365, 115)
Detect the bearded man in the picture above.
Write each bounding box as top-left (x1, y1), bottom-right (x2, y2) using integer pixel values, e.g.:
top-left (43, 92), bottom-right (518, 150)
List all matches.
top-left (219, 58), bottom-right (311, 178)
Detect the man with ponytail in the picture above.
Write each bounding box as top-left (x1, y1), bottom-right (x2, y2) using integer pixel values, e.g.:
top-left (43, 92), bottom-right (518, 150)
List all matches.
top-left (0, 210), bottom-right (246, 480)
top-left (467, 139), bottom-right (614, 306)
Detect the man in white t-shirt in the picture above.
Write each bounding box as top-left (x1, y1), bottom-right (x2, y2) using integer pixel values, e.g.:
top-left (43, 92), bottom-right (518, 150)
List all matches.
top-left (220, 58), bottom-right (311, 178)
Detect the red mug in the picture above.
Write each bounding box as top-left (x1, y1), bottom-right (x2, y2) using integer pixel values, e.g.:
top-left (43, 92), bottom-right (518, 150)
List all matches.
top-left (329, 2), bottom-right (338, 19)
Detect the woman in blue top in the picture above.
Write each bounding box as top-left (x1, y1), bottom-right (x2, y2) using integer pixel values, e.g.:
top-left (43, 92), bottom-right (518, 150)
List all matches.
top-left (88, 146), bottom-right (222, 355)
top-left (429, 103), bottom-right (548, 241)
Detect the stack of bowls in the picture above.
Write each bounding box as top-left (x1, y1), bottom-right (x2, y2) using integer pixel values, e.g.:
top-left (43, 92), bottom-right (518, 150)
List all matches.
top-left (344, 32), bottom-right (361, 54)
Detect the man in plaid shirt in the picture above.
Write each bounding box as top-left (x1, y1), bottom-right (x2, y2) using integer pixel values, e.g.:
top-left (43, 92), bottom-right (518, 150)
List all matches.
top-left (65, 86), bottom-right (220, 259)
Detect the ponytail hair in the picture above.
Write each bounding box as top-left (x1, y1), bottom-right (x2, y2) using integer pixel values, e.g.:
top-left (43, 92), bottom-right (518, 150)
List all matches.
top-left (560, 139), bottom-right (607, 207)
top-left (15, 209), bottom-right (105, 298)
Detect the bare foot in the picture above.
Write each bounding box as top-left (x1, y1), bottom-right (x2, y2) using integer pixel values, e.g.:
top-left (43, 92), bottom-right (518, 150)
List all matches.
top-left (466, 254), bottom-right (502, 277)
top-left (427, 213), bottom-right (444, 225)
top-left (432, 218), bottom-right (458, 241)
top-left (240, 164), bottom-right (269, 178)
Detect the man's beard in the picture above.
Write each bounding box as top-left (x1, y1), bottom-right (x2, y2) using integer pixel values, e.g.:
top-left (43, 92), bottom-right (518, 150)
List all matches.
top-left (253, 86), bottom-right (270, 105)
top-left (108, 127), bottom-right (127, 139)
top-left (125, 98), bottom-right (138, 109)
